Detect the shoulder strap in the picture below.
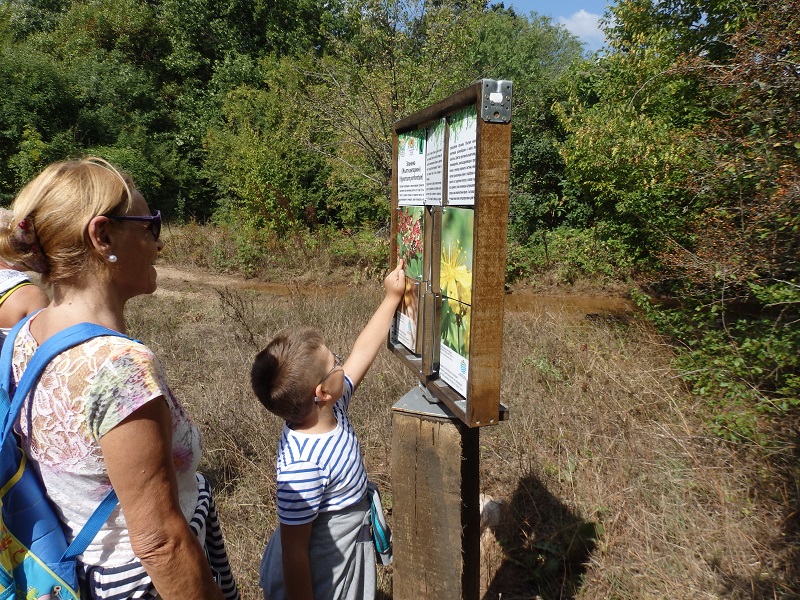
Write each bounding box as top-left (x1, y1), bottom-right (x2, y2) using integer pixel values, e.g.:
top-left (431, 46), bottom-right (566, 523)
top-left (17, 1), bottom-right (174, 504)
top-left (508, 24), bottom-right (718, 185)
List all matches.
top-left (2, 319), bottom-right (129, 441)
top-left (0, 311), bottom-right (39, 436)
top-left (0, 281), bottom-right (32, 308)
top-left (0, 314), bottom-right (129, 559)
top-left (62, 488), bottom-right (119, 560)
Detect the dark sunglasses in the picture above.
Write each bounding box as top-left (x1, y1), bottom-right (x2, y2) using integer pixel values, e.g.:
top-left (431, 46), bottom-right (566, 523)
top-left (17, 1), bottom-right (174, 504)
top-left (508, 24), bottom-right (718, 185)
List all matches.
top-left (108, 210), bottom-right (162, 241)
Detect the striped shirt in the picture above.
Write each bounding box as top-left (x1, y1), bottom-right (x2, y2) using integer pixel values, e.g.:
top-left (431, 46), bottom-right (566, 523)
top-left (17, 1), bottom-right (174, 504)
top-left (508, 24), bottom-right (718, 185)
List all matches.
top-left (275, 375), bottom-right (367, 525)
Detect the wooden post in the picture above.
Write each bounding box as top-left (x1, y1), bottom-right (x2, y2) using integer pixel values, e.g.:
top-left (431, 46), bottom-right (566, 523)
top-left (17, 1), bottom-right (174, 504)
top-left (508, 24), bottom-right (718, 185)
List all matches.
top-left (388, 80), bottom-right (511, 600)
top-left (391, 390), bottom-right (480, 600)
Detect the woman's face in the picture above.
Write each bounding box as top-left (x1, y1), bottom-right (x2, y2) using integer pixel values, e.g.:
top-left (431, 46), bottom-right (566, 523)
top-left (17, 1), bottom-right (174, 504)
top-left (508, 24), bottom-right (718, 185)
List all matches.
top-left (110, 190), bottom-right (164, 300)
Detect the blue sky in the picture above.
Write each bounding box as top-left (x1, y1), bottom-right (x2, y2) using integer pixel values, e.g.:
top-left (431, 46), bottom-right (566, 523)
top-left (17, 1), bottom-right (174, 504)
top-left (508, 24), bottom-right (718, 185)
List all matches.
top-left (505, 0), bottom-right (614, 52)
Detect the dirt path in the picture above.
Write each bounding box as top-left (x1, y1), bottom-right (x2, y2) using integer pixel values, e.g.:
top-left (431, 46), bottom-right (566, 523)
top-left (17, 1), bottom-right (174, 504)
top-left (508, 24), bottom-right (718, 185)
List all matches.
top-left (156, 264), bottom-right (637, 318)
top-left (156, 265), bottom-right (298, 295)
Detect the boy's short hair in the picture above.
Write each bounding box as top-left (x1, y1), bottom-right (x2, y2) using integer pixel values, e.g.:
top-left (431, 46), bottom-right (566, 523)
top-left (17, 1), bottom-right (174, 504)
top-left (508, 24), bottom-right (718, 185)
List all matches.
top-left (251, 326), bottom-right (326, 423)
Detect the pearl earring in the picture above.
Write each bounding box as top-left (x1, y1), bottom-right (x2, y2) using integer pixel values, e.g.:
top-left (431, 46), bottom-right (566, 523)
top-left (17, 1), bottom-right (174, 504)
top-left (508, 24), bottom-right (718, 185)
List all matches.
top-left (108, 254), bottom-right (118, 263)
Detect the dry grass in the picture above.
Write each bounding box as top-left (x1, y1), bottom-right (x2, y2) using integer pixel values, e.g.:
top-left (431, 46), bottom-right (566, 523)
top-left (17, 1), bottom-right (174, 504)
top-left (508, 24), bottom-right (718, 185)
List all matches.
top-left (125, 259), bottom-right (798, 600)
top-left (481, 308), bottom-right (798, 599)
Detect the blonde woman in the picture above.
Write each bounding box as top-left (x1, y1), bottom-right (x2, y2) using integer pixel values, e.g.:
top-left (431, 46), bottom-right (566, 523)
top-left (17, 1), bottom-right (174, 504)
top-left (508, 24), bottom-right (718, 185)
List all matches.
top-left (0, 158), bottom-right (238, 600)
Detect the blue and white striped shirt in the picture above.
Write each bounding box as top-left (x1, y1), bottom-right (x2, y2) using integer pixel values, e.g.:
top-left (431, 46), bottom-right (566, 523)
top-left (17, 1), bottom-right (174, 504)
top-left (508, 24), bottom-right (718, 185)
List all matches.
top-left (275, 375), bottom-right (368, 525)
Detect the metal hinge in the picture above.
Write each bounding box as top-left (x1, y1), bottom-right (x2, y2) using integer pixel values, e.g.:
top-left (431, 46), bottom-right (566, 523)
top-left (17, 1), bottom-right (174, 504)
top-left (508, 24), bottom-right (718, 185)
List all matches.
top-left (480, 79), bottom-right (513, 123)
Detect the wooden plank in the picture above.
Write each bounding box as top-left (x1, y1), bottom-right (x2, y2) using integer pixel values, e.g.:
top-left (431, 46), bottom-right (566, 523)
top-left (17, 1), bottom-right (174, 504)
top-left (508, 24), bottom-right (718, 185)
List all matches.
top-left (391, 411), bottom-right (480, 600)
top-left (465, 117), bottom-right (510, 426)
top-left (390, 130), bottom-right (399, 269)
top-left (422, 207), bottom-right (440, 379)
top-left (393, 81), bottom-right (481, 134)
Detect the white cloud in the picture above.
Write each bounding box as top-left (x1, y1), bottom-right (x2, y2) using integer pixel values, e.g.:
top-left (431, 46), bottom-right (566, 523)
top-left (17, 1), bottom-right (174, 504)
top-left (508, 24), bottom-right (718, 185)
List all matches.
top-left (558, 9), bottom-right (605, 50)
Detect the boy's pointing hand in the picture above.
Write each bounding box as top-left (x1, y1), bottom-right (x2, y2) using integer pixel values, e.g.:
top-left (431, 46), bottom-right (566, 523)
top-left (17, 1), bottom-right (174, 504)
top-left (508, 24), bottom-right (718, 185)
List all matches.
top-left (384, 259), bottom-right (406, 300)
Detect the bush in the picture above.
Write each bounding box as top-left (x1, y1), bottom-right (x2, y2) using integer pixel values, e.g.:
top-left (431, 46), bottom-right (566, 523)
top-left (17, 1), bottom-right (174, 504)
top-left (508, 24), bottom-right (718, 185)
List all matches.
top-left (505, 225), bottom-right (636, 286)
top-left (633, 283), bottom-right (800, 444)
top-left (161, 221), bottom-right (390, 281)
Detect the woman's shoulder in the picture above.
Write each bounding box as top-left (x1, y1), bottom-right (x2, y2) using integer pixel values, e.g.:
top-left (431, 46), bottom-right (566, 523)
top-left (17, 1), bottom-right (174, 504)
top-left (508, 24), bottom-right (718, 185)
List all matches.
top-left (81, 333), bottom-right (160, 366)
top-left (0, 269), bottom-right (31, 295)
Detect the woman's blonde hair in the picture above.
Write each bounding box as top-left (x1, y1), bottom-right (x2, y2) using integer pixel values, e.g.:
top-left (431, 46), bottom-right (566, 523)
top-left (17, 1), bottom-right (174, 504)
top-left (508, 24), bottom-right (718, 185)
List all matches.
top-left (0, 157), bottom-right (135, 285)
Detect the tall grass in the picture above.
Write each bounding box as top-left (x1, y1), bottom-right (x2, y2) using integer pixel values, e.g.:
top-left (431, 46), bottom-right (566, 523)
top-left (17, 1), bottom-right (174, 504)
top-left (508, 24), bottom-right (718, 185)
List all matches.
top-left (126, 225), bottom-right (798, 599)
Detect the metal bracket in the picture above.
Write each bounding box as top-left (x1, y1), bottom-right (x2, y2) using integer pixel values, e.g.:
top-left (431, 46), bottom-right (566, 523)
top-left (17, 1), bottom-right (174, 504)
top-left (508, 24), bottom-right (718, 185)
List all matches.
top-left (393, 385), bottom-right (461, 421)
top-left (480, 79), bottom-right (513, 123)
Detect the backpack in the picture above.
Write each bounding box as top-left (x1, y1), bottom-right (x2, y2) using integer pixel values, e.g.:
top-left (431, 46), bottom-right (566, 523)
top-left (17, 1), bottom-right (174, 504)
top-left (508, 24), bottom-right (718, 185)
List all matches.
top-left (0, 313), bottom-right (123, 599)
top-left (366, 481), bottom-right (393, 566)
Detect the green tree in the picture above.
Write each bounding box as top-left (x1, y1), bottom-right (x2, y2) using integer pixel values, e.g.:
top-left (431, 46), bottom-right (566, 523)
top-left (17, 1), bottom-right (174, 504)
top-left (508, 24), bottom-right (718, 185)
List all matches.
top-left (0, 44), bottom-right (78, 201)
top-left (298, 0), bottom-right (484, 213)
top-left (468, 7), bottom-right (584, 244)
top-left (558, 0), bottom-right (798, 440)
top-left (204, 57), bottom-right (331, 232)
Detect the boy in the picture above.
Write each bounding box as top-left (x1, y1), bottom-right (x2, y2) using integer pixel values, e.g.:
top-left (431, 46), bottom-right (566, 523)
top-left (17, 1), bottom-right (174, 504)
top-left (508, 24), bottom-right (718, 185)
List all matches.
top-left (251, 261), bottom-right (405, 600)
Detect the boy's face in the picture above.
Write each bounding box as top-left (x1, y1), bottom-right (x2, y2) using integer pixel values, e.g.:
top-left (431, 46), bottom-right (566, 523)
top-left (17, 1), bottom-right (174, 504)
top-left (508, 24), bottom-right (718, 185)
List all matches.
top-left (316, 344), bottom-right (345, 401)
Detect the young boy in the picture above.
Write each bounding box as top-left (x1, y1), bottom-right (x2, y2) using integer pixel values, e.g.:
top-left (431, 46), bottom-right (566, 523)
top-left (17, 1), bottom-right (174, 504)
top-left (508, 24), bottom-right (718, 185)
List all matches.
top-left (251, 261), bottom-right (405, 600)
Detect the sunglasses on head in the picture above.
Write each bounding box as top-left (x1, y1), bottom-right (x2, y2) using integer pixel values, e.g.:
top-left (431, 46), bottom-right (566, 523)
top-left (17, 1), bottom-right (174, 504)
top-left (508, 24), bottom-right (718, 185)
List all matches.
top-left (108, 210), bottom-right (162, 241)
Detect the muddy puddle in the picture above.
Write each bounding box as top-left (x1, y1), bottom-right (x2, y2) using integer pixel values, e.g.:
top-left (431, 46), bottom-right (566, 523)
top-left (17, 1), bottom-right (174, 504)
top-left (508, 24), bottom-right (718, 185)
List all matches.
top-left (504, 292), bottom-right (637, 320)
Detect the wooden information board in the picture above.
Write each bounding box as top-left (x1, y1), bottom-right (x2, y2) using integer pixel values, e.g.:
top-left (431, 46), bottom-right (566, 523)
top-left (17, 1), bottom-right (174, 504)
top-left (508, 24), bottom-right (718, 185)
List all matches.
top-left (389, 79), bottom-right (512, 428)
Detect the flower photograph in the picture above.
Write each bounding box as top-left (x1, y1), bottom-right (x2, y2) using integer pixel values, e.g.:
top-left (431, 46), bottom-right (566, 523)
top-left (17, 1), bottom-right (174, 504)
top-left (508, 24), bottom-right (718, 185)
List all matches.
top-left (439, 207), bottom-right (473, 358)
top-left (397, 205), bottom-right (424, 280)
top-left (441, 296), bottom-right (471, 357)
top-left (396, 278), bottom-right (421, 354)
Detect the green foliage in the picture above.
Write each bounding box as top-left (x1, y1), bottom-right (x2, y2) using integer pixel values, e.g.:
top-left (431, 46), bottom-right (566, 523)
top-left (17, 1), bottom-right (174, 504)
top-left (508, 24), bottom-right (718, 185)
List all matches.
top-left (557, 84), bottom-right (700, 257)
top-left (0, 44), bottom-right (79, 200)
top-left (473, 9), bottom-right (585, 244)
top-left (604, 0), bottom-right (762, 60)
top-left (554, 0), bottom-right (800, 451)
top-left (505, 225), bottom-right (637, 285)
top-left (297, 0), bottom-right (485, 195)
top-left (633, 280), bottom-right (800, 443)
top-left (3, 0), bottom-right (71, 38)
top-left (204, 58), bottom-right (333, 231)
top-left (1, 0), bottom-right (586, 231)
top-left (321, 226), bottom-right (389, 271)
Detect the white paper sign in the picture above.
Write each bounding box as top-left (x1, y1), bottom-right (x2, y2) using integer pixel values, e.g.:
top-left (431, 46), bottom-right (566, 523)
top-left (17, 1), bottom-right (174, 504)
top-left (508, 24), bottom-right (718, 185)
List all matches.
top-left (398, 130), bottom-right (426, 206)
top-left (396, 310), bottom-right (417, 352)
top-left (425, 119), bottom-right (445, 206)
top-left (439, 343), bottom-right (468, 398)
top-left (446, 107), bottom-right (477, 206)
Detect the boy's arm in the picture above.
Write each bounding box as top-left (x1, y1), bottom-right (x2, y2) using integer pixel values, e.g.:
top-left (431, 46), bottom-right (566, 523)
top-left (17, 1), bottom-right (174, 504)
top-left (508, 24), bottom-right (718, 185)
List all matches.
top-left (280, 522), bottom-right (314, 600)
top-left (343, 260), bottom-right (405, 390)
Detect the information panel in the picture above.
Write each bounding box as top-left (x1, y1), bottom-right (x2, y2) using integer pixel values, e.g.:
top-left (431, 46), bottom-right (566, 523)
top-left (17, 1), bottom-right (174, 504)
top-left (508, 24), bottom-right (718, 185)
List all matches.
top-left (389, 79), bottom-right (512, 427)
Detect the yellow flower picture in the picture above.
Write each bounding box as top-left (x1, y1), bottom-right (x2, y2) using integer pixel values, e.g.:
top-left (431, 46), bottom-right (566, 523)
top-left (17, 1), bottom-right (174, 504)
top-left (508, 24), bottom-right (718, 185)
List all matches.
top-left (440, 207), bottom-right (473, 357)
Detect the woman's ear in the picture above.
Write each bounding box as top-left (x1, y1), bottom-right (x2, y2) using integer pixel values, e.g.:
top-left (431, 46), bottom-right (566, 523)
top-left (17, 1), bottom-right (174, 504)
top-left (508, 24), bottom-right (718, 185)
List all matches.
top-left (87, 215), bottom-right (114, 254)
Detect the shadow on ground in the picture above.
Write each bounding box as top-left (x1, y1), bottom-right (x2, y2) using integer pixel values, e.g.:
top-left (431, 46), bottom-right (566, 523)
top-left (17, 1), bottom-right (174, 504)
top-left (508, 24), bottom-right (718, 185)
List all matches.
top-left (482, 473), bottom-right (599, 600)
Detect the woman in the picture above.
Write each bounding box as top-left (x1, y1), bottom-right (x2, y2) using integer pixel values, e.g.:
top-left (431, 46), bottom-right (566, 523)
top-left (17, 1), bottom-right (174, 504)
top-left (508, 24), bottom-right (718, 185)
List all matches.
top-left (0, 208), bottom-right (49, 336)
top-left (0, 259), bottom-right (48, 335)
top-left (0, 158), bottom-right (238, 599)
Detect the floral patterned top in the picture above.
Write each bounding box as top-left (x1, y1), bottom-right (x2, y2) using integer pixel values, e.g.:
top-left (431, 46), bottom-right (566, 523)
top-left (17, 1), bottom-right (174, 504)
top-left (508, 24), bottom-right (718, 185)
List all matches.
top-left (11, 317), bottom-right (202, 566)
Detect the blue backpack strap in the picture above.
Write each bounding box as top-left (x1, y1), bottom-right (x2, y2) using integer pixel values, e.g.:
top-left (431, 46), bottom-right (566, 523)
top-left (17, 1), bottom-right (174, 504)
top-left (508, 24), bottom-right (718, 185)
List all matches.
top-left (62, 488), bottom-right (119, 560)
top-left (0, 311), bottom-right (40, 439)
top-left (3, 321), bottom-right (128, 440)
top-left (0, 316), bottom-right (130, 560)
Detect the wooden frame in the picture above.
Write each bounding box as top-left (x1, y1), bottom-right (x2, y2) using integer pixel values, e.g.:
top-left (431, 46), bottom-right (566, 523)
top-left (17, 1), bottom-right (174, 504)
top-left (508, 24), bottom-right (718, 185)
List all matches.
top-left (389, 79), bottom-right (511, 428)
